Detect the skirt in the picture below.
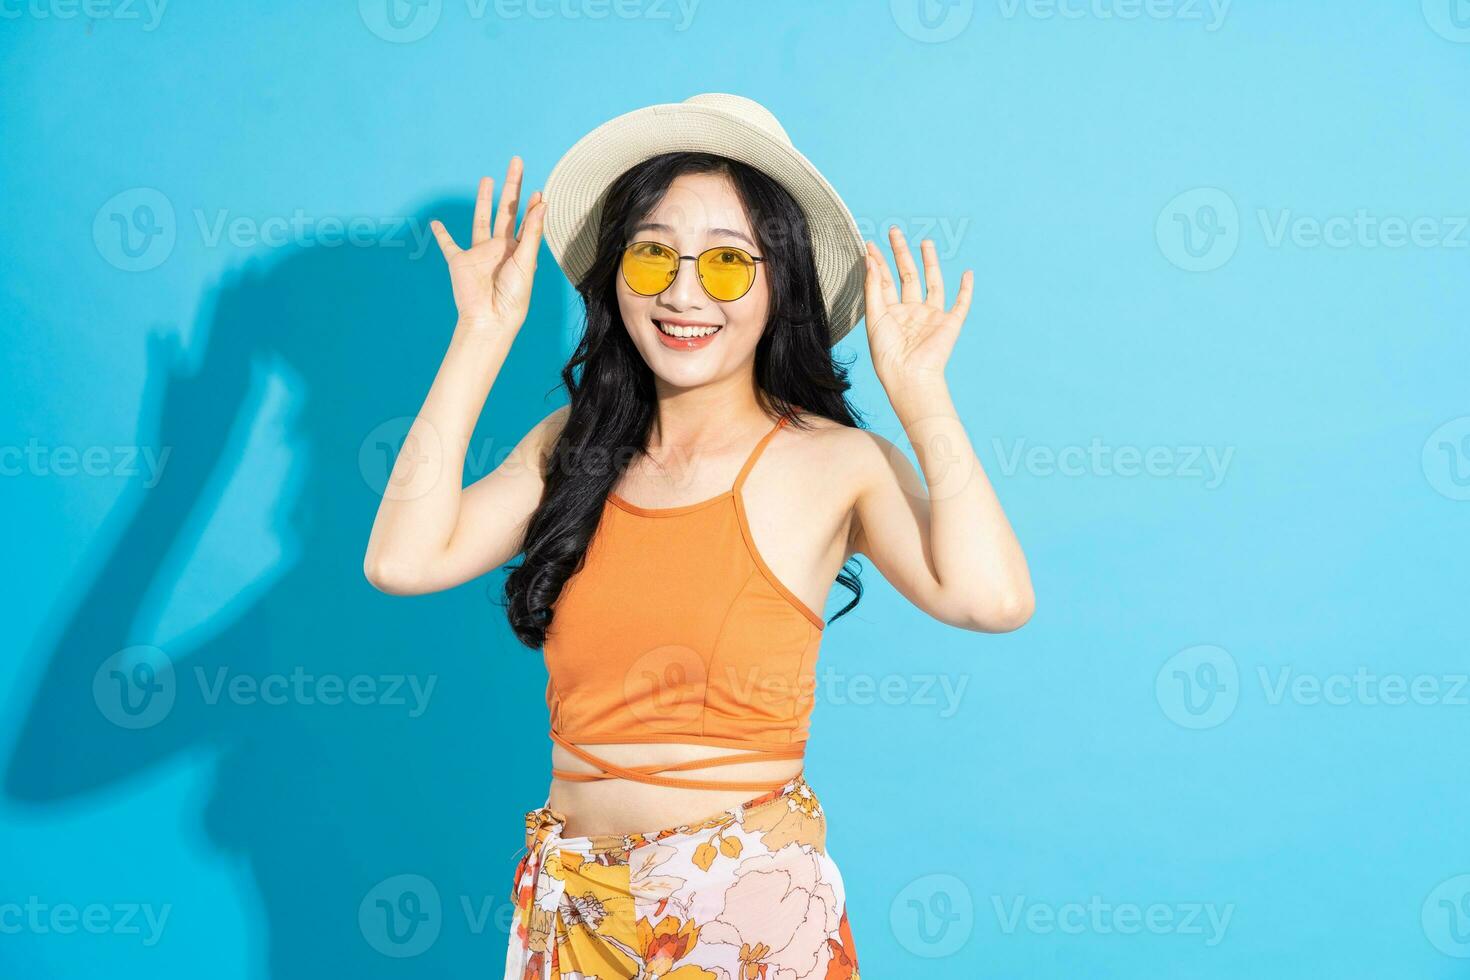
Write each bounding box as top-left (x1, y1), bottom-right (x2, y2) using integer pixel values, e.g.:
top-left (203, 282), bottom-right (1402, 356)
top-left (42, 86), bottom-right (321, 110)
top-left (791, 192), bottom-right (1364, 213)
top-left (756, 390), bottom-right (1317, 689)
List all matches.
top-left (503, 769), bottom-right (861, 979)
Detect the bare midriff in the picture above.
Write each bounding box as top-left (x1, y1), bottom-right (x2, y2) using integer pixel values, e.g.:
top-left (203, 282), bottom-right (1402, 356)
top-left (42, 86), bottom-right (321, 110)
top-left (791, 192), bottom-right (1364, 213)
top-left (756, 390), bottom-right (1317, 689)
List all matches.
top-left (547, 739), bottom-right (805, 837)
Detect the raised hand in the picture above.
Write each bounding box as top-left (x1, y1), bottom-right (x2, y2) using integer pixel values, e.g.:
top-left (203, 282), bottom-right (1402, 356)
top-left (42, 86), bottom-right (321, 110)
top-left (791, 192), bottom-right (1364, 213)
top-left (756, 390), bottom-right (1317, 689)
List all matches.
top-left (430, 156), bottom-right (547, 332)
top-left (863, 225), bottom-right (974, 392)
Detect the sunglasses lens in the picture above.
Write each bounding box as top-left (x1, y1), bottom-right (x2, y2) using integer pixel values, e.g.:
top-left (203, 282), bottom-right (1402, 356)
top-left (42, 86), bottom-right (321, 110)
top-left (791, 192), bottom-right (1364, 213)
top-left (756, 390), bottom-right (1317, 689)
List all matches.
top-left (622, 242), bottom-right (678, 296)
top-left (698, 247), bottom-right (756, 301)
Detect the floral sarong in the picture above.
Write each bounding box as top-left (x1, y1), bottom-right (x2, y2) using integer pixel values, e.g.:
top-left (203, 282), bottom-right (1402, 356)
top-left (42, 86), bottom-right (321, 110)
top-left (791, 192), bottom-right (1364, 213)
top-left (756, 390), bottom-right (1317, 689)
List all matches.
top-left (503, 770), bottom-right (860, 979)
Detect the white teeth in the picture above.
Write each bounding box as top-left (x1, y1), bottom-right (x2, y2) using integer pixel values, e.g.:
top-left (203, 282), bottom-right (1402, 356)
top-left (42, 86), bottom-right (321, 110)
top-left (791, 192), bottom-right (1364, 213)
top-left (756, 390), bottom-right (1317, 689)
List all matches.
top-left (656, 320), bottom-right (720, 339)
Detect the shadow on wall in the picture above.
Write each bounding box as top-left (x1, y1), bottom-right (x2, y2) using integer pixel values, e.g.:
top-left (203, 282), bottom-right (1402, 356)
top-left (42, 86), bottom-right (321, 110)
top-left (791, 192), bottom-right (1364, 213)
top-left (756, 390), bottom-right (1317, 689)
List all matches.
top-left (4, 198), bottom-right (570, 975)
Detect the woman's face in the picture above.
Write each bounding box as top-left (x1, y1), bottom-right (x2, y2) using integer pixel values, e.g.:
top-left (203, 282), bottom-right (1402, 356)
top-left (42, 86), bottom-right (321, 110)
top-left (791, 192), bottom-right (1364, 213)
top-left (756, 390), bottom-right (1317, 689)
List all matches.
top-left (615, 171), bottom-right (771, 387)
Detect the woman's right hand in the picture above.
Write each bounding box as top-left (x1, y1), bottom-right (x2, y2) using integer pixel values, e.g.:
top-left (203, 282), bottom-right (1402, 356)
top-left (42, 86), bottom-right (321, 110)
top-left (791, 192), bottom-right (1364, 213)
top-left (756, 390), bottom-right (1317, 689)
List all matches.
top-left (430, 156), bottom-right (547, 333)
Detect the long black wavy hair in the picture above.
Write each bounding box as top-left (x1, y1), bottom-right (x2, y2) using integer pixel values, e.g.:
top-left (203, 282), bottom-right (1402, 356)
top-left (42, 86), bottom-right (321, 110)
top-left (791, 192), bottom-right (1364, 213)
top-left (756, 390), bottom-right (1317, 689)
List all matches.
top-left (503, 151), bottom-right (865, 649)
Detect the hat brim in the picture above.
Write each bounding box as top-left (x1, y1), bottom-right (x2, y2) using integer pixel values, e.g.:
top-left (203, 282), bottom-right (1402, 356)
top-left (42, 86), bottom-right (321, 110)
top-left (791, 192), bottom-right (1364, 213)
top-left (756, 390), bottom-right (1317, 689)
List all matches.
top-left (542, 102), bottom-right (866, 347)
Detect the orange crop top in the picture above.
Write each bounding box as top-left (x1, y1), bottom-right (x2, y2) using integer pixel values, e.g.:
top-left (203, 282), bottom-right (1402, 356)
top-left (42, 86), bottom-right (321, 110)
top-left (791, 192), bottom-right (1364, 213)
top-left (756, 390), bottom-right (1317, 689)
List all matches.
top-left (541, 408), bottom-right (825, 792)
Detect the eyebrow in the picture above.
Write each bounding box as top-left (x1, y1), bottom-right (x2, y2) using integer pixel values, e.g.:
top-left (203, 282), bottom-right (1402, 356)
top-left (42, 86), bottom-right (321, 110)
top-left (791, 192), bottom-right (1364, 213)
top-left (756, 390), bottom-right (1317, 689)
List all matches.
top-left (631, 221), bottom-right (757, 249)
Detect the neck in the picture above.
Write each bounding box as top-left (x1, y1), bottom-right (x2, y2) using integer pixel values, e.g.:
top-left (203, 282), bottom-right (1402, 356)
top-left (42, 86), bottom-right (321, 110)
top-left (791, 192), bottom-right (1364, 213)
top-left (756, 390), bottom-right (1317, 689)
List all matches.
top-left (646, 379), bottom-right (775, 451)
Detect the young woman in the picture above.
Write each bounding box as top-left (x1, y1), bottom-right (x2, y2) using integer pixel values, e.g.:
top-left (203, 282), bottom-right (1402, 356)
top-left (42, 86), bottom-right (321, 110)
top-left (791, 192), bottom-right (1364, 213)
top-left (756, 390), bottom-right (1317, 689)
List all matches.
top-left (364, 94), bottom-right (1033, 980)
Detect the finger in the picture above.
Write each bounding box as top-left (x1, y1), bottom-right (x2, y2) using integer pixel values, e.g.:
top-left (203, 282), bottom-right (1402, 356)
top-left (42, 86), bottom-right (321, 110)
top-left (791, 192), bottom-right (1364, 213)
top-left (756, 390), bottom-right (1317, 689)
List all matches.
top-left (920, 239), bottom-right (945, 309)
top-left (949, 269), bottom-right (974, 325)
top-left (888, 225), bottom-right (922, 305)
top-left (868, 239), bottom-right (899, 307)
top-left (430, 219), bottom-right (460, 260)
top-left (862, 244), bottom-right (887, 328)
top-left (493, 155), bottom-right (524, 240)
top-left (515, 190), bottom-right (542, 241)
top-left (471, 176), bottom-right (493, 246)
top-left (508, 198), bottom-right (546, 283)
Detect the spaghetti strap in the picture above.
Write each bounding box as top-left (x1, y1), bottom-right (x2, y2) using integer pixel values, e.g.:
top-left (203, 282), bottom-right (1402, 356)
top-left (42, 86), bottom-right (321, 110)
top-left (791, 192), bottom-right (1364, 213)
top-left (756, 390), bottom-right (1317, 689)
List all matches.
top-left (732, 409), bottom-right (795, 493)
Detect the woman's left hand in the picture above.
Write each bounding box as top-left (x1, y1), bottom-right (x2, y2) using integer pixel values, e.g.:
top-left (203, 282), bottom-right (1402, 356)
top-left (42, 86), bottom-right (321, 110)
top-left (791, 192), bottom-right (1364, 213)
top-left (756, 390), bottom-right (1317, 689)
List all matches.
top-left (862, 225), bottom-right (974, 393)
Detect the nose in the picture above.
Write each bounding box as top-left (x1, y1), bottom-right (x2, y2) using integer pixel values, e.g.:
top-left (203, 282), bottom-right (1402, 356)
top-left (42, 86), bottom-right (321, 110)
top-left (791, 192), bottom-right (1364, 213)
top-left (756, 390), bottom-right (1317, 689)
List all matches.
top-left (657, 256), bottom-right (708, 310)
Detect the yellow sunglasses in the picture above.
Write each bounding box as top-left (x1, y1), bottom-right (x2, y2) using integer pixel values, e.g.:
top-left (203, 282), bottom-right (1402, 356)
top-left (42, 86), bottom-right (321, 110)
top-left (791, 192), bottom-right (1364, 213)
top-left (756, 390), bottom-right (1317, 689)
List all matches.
top-left (620, 240), bottom-right (765, 303)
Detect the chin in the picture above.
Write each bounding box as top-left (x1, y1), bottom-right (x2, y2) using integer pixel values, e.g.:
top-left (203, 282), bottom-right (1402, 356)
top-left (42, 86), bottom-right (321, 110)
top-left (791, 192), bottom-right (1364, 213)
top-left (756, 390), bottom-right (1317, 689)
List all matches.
top-left (648, 359), bottom-right (720, 386)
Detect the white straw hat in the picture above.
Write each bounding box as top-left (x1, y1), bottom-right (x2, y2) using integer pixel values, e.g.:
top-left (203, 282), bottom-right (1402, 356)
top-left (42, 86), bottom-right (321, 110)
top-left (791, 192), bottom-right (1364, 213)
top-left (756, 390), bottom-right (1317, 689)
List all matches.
top-left (542, 92), bottom-right (866, 346)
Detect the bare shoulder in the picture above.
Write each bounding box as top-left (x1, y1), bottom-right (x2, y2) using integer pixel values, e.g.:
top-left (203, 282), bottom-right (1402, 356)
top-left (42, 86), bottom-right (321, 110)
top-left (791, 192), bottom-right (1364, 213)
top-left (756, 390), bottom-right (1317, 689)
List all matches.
top-left (526, 404), bottom-right (572, 460)
top-left (487, 405), bottom-right (572, 484)
top-left (782, 409), bottom-right (856, 451)
top-left (781, 410), bottom-right (895, 497)
top-left (540, 403), bottom-right (572, 439)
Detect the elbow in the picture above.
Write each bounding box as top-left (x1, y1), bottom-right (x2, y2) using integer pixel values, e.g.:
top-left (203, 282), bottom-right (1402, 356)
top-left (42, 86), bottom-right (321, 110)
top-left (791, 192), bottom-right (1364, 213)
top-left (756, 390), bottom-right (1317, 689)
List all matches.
top-left (363, 553), bottom-right (428, 596)
top-left (964, 587), bottom-right (1035, 633)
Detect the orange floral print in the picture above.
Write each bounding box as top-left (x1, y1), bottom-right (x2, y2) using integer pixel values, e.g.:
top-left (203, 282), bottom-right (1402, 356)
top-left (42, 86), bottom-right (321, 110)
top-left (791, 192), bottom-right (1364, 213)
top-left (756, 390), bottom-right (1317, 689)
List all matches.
top-left (504, 772), bottom-right (858, 979)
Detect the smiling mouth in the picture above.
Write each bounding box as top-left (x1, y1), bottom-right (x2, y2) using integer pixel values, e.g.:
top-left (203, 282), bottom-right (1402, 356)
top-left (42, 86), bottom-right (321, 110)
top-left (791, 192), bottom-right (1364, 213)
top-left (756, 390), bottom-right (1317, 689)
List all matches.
top-left (654, 319), bottom-right (722, 339)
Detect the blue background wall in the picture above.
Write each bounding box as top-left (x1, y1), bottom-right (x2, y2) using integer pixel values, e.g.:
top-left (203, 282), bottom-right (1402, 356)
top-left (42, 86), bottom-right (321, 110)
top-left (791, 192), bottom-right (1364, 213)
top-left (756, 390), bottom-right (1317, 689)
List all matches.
top-left (3, 1), bottom-right (1469, 976)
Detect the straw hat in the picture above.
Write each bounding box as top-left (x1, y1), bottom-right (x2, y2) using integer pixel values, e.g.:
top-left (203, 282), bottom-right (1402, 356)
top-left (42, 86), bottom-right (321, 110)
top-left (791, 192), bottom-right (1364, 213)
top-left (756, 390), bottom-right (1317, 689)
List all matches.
top-left (542, 93), bottom-right (866, 346)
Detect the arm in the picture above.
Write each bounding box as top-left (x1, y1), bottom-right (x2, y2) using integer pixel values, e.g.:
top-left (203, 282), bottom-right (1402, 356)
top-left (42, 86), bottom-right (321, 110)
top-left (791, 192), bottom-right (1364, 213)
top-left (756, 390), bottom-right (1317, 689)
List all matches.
top-left (363, 157), bottom-right (554, 595)
top-left (852, 226), bottom-right (1034, 633)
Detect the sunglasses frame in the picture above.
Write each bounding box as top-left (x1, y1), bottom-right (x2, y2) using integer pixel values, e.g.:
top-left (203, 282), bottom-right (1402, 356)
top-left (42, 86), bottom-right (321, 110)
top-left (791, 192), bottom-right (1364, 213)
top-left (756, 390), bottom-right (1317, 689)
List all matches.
top-left (620, 240), bottom-right (766, 303)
